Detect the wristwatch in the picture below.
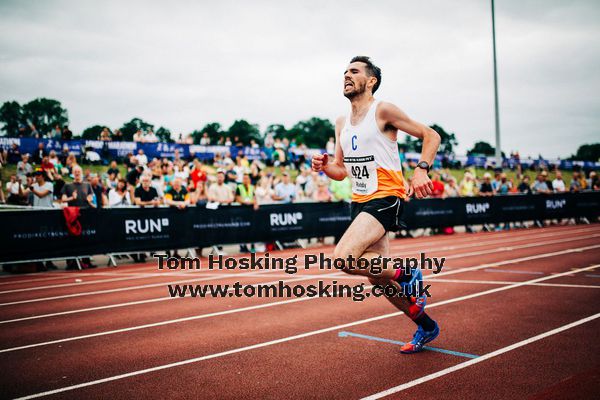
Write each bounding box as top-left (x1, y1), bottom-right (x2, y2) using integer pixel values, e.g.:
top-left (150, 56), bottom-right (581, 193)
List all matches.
top-left (416, 161), bottom-right (430, 172)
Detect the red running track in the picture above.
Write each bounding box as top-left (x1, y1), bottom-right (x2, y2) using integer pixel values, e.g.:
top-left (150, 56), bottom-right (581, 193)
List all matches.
top-left (0, 223), bottom-right (599, 399)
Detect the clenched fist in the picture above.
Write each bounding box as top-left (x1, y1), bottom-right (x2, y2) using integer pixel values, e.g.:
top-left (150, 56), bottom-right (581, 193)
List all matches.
top-left (311, 153), bottom-right (329, 172)
top-left (408, 168), bottom-right (434, 199)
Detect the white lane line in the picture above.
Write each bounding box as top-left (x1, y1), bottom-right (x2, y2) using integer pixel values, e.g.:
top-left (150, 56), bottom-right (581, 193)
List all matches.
top-left (361, 312), bottom-right (600, 399)
top-left (2, 224), bottom-right (597, 284)
top-left (2, 240), bottom-right (599, 322)
top-left (483, 269), bottom-right (543, 275)
top-left (12, 264), bottom-right (599, 400)
top-left (3, 230), bottom-right (599, 305)
top-left (2, 226), bottom-right (597, 292)
top-left (0, 270), bottom-right (274, 306)
top-left (0, 273), bottom-right (344, 352)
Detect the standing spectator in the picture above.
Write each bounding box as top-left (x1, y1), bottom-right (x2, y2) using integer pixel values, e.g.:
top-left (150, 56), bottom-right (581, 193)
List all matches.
top-left (235, 173), bottom-right (256, 207)
top-left (532, 172), bottom-right (551, 194)
top-left (33, 142), bottom-right (47, 164)
top-left (273, 171), bottom-right (297, 203)
top-left (145, 130), bottom-right (158, 143)
top-left (133, 129), bottom-right (144, 142)
top-left (108, 179), bottom-right (131, 207)
top-left (588, 171), bottom-right (598, 190)
top-left (134, 174), bottom-right (162, 207)
top-left (552, 171), bottom-right (566, 192)
top-left (478, 173), bottom-right (495, 196)
top-left (207, 170), bottom-right (234, 204)
top-left (430, 172), bottom-right (445, 198)
top-left (200, 132), bottom-right (211, 145)
top-left (189, 159), bottom-right (207, 189)
top-left (16, 154), bottom-right (33, 184)
top-left (7, 143), bottom-right (21, 164)
top-left (518, 176), bottom-right (533, 194)
top-left (31, 171), bottom-right (54, 208)
top-left (135, 149), bottom-right (148, 166)
top-left (60, 165), bottom-right (95, 207)
top-left (89, 174), bottom-right (107, 208)
top-left (112, 129), bottom-right (123, 141)
top-left (61, 125), bottom-right (73, 141)
top-left (99, 127), bottom-right (111, 141)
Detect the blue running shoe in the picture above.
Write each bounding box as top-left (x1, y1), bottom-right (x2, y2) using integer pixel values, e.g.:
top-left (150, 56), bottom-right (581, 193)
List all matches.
top-left (400, 321), bottom-right (440, 354)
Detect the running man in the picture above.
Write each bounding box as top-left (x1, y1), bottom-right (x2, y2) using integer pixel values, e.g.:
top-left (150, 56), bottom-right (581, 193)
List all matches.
top-left (312, 56), bottom-right (442, 353)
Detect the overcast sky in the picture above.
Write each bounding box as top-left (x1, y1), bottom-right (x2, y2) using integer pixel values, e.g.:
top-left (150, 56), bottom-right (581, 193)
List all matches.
top-left (1, 0), bottom-right (598, 157)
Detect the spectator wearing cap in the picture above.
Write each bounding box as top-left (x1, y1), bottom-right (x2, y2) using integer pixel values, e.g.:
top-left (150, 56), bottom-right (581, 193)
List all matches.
top-left (273, 171), bottom-right (297, 203)
top-left (207, 170), bottom-right (234, 204)
top-left (496, 173), bottom-right (512, 195)
top-left (61, 165), bottom-right (95, 208)
top-left (165, 178), bottom-right (190, 209)
top-left (236, 173), bottom-right (257, 208)
top-left (134, 174), bottom-right (162, 207)
top-left (532, 172), bottom-right (551, 194)
top-left (31, 171), bottom-right (54, 208)
top-left (17, 154), bottom-right (33, 184)
top-left (478, 173), bottom-right (495, 196)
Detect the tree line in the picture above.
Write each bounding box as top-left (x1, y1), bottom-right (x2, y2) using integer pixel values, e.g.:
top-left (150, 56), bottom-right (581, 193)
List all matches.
top-left (0, 97), bottom-right (598, 161)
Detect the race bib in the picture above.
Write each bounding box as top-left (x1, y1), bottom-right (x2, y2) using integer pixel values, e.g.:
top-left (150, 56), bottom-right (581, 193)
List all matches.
top-left (344, 155), bottom-right (378, 195)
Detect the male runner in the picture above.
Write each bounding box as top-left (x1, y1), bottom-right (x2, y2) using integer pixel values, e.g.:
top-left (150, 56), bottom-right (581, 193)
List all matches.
top-left (312, 56), bottom-right (441, 353)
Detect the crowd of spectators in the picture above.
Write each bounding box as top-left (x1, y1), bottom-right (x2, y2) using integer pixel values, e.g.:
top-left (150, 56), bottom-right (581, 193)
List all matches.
top-left (1, 140), bottom-right (599, 210)
top-left (0, 141), bottom-right (356, 209)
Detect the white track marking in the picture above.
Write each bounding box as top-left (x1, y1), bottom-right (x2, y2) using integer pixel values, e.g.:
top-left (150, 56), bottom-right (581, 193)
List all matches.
top-left (2, 240), bottom-right (598, 323)
top-left (361, 312), bottom-right (600, 399)
top-left (12, 264), bottom-right (599, 399)
top-left (3, 231), bottom-right (599, 305)
top-left (2, 225), bottom-right (597, 291)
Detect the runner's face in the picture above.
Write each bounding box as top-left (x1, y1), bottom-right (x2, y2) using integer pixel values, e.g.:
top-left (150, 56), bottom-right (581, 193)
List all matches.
top-left (343, 62), bottom-right (370, 99)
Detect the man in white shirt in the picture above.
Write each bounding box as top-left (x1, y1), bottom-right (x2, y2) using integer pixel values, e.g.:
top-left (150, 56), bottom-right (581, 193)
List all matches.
top-left (135, 149), bottom-right (148, 166)
top-left (207, 170), bottom-right (234, 204)
top-left (552, 171), bottom-right (566, 192)
top-left (31, 171), bottom-right (54, 208)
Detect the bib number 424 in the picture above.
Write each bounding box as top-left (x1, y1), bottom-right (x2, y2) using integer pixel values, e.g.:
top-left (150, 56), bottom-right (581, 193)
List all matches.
top-left (351, 165), bottom-right (370, 179)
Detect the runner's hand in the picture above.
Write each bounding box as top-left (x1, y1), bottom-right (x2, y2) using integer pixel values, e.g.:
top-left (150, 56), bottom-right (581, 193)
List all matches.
top-left (311, 153), bottom-right (329, 172)
top-left (408, 169), bottom-right (433, 199)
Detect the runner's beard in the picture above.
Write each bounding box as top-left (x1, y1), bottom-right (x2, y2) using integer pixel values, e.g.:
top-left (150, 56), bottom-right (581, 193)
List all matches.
top-left (344, 82), bottom-right (366, 99)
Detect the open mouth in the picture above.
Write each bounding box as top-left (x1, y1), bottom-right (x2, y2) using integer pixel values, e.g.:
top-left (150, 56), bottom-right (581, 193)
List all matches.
top-left (344, 81), bottom-right (354, 89)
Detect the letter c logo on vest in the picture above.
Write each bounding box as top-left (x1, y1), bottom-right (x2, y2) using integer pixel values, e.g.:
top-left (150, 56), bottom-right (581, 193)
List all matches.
top-left (351, 135), bottom-right (358, 151)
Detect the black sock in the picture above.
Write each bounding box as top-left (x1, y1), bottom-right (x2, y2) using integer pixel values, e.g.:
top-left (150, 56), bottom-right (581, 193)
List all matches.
top-left (414, 312), bottom-right (436, 332)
